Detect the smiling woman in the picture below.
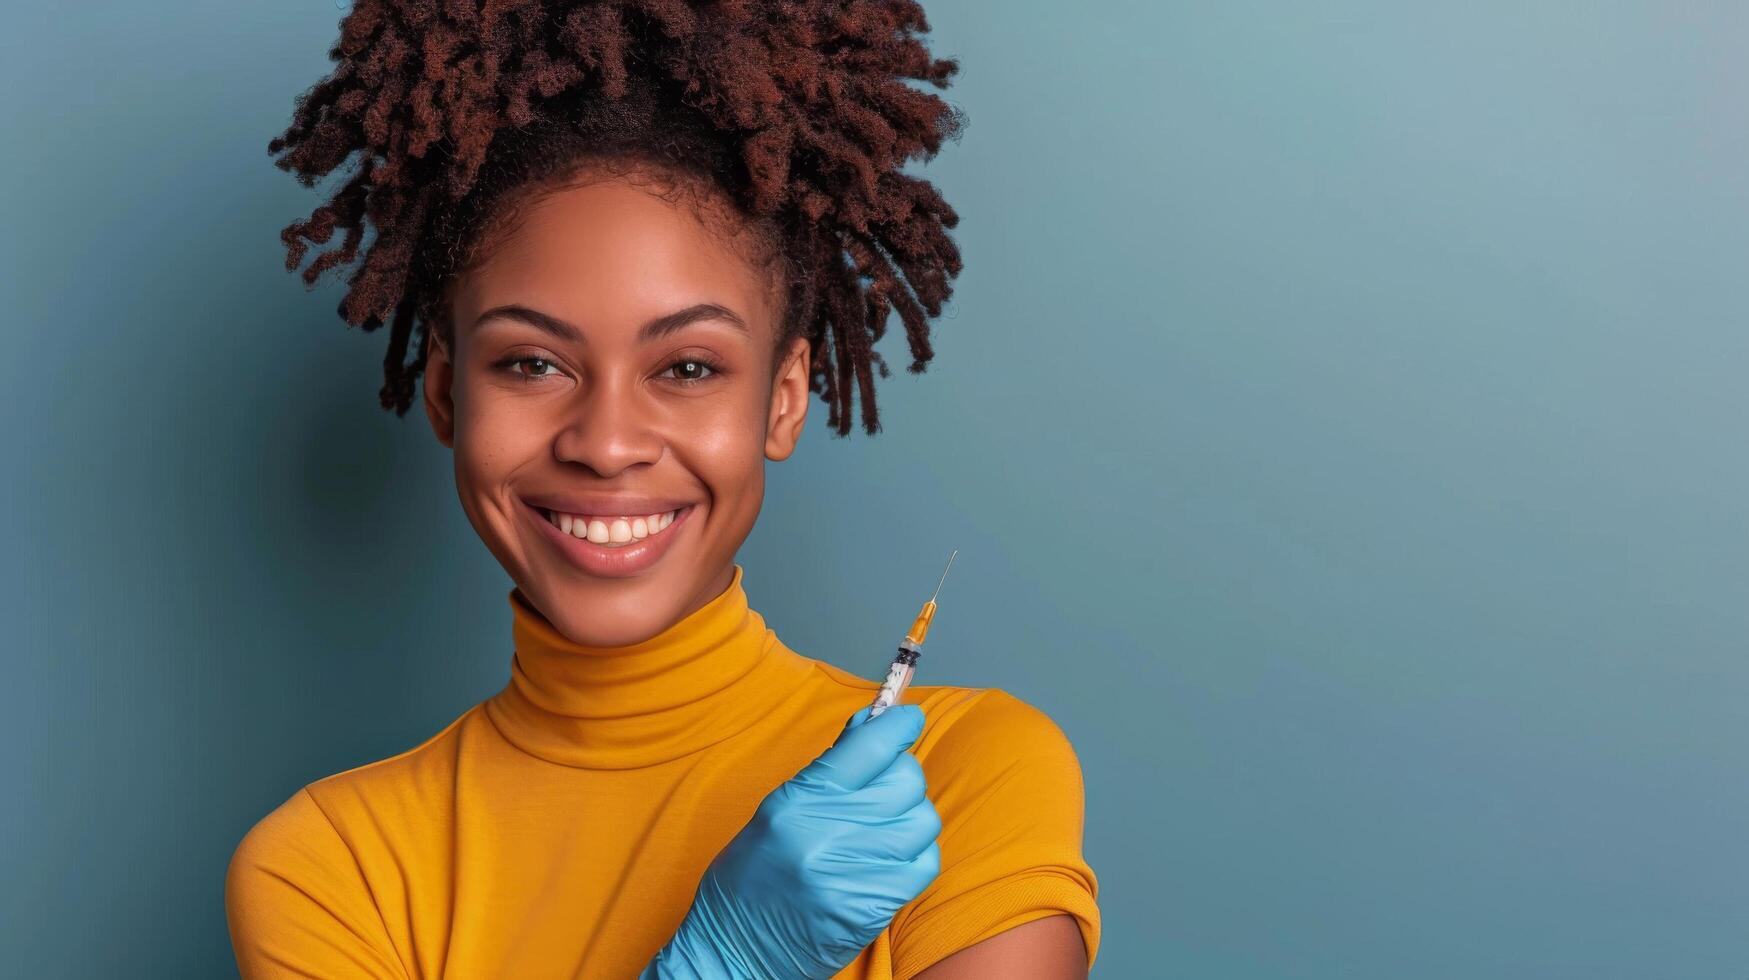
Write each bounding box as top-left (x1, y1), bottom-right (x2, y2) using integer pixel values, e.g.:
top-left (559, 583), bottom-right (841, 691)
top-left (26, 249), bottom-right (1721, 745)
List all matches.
top-left (425, 174), bottom-right (794, 637)
top-left (225, 3), bottom-right (1100, 979)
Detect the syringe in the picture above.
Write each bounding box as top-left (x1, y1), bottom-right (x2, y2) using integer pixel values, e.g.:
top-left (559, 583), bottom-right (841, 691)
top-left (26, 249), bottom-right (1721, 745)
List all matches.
top-left (869, 550), bottom-right (958, 719)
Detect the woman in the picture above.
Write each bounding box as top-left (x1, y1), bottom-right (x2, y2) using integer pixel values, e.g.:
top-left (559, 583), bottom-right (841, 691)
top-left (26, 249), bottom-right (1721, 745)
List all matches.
top-left (225, 2), bottom-right (1100, 977)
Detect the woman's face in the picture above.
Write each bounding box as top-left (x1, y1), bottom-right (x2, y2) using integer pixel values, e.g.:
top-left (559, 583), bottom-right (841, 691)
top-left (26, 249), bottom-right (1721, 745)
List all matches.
top-left (422, 169), bottom-right (812, 646)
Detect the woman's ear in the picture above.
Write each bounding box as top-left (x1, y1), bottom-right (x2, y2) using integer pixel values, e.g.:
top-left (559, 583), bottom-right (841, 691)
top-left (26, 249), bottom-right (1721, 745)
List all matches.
top-left (423, 327), bottom-right (456, 449)
top-left (765, 336), bottom-right (811, 461)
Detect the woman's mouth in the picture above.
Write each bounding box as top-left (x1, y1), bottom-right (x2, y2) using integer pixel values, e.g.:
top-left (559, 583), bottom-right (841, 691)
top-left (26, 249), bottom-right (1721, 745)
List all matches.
top-left (522, 499), bottom-right (697, 578)
top-left (539, 506), bottom-right (684, 547)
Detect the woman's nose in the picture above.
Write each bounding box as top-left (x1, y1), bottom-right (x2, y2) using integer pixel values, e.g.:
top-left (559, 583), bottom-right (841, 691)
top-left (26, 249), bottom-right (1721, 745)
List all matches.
top-left (550, 376), bottom-right (664, 475)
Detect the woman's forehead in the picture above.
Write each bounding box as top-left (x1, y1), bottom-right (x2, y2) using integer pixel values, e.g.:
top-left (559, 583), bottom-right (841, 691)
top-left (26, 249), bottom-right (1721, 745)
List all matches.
top-left (456, 177), bottom-right (775, 342)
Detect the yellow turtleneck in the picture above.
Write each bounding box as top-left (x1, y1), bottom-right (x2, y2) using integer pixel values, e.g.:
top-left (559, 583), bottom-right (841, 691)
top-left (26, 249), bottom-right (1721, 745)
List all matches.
top-left (226, 564), bottom-right (1100, 979)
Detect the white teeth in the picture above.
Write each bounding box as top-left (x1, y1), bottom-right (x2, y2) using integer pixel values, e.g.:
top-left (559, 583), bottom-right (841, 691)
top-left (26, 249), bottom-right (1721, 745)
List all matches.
top-left (545, 507), bottom-right (684, 547)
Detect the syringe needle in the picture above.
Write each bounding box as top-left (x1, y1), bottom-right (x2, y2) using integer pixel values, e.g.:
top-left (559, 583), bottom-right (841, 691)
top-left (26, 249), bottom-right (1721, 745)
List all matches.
top-left (928, 550), bottom-right (957, 604)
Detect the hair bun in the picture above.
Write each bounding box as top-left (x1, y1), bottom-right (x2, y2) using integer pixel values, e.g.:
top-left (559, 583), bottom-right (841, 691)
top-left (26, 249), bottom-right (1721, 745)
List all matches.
top-left (270, 0), bottom-right (966, 435)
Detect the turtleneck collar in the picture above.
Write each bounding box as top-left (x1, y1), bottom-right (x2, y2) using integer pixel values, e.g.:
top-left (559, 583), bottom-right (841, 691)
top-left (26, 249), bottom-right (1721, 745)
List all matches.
top-left (483, 564), bottom-right (821, 769)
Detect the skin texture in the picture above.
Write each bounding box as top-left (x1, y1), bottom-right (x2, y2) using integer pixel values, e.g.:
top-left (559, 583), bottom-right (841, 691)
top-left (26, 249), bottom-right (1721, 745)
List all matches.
top-left (421, 167), bottom-right (1084, 978)
top-left (914, 914), bottom-right (1088, 980)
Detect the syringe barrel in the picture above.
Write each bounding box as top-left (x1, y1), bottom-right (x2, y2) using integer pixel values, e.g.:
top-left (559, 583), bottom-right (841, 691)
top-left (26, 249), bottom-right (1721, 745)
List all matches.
top-left (868, 640), bottom-right (923, 717)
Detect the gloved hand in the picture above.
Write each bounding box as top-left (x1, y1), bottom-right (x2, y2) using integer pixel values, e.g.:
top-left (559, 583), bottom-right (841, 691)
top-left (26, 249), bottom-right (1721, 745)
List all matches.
top-left (639, 703), bottom-right (942, 979)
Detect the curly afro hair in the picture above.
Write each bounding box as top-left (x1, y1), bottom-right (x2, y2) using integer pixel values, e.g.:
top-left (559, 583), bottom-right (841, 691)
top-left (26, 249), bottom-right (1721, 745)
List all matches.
top-left (267, 0), bottom-right (966, 437)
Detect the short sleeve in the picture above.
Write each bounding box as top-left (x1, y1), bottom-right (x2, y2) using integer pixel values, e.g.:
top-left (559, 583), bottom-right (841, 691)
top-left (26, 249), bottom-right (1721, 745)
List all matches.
top-left (224, 787), bottom-right (408, 979)
top-left (889, 689), bottom-right (1101, 979)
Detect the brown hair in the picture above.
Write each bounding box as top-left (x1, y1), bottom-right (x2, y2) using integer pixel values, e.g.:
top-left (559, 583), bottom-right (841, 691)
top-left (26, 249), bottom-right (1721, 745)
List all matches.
top-left (268, 0), bottom-right (965, 436)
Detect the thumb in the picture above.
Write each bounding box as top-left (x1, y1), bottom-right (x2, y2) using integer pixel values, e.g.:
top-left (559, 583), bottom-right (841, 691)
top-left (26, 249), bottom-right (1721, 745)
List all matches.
top-left (796, 704), bottom-right (925, 792)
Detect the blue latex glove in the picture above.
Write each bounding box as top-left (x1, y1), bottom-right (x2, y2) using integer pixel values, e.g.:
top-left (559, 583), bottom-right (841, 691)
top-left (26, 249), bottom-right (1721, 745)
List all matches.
top-left (640, 703), bottom-right (942, 979)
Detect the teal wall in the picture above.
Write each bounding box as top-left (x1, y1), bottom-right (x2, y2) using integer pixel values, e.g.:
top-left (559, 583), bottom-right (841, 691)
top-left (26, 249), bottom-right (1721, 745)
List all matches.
top-left (5, 2), bottom-right (1745, 976)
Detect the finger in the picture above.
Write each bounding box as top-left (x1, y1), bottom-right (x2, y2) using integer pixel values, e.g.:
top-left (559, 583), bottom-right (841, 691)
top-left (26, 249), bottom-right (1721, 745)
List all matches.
top-left (817, 753), bottom-right (926, 821)
top-left (905, 838), bottom-right (943, 885)
top-left (850, 752), bottom-right (928, 818)
top-left (875, 797), bottom-right (944, 863)
top-left (817, 797), bottom-right (942, 866)
top-left (796, 704), bottom-right (925, 792)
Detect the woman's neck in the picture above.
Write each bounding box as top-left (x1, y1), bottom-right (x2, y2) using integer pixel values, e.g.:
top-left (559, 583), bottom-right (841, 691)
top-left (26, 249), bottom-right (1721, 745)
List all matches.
top-left (484, 563), bottom-right (819, 769)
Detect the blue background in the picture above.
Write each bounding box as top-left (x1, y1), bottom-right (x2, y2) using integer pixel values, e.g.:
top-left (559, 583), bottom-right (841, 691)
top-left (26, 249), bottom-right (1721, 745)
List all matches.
top-left (4, 2), bottom-right (1745, 976)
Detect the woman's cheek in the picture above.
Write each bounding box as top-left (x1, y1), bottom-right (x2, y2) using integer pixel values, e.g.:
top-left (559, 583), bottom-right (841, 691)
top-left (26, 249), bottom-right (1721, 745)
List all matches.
top-left (673, 406), bottom-right (762, 481)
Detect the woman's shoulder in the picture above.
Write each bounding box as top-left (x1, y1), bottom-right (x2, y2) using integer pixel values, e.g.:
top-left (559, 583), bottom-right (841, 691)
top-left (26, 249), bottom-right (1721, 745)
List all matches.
top-left (225, 773), bottom-right (412, 977)
top-left (228, 701), bottom-right (486, 863)
top-left (905, 686), bottom-right (1089, 796)
top-left (318, 701), bottom-right (484, 786)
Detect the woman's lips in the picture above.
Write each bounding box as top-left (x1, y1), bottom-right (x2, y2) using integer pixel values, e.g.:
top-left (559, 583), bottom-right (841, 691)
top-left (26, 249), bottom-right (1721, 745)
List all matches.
top-left (523, 499), bottom-right (696, 578)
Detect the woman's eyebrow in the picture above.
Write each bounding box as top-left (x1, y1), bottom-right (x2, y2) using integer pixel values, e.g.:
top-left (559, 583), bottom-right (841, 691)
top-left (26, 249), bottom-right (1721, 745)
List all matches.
top-left (472, 303), bottom-right (748, 343)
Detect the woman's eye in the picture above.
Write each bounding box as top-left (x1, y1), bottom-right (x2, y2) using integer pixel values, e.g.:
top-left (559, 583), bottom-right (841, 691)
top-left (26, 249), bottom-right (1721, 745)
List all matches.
top-left (663, 359), bottom-right (720, 386)
top-left (491, 354), bottom-right (561, 382)
top-left (508, 356), bottom-right (556, 380)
